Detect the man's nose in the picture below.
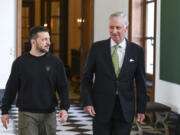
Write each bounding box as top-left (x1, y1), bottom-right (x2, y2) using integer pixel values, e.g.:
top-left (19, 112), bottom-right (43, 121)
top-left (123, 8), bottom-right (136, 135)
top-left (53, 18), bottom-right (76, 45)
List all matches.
top-left (47, 39), bottom-right (51, 45)
top-left (112, 28), bottom-right (117, 33)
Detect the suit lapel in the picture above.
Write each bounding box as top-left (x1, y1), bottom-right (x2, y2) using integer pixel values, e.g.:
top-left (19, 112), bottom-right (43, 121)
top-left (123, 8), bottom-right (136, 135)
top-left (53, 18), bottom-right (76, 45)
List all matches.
top-left (103, 39), bottom-right (133, 79)
top-left (104, 39), bottom-right (117, 79)
top-left (117, 40), bottom-right (132, 78)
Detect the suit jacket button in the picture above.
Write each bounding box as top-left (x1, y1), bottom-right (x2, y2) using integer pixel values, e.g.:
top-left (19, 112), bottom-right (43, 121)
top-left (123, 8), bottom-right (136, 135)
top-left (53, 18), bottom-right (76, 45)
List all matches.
top-left (116, 80), bottom-right (119, 88)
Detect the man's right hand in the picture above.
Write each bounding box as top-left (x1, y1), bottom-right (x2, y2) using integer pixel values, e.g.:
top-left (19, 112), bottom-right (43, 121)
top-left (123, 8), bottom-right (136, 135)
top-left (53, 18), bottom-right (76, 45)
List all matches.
top-left (1, 114), bottom-right (9, 129)
top-left (83, 106), bottom-right (96, 117)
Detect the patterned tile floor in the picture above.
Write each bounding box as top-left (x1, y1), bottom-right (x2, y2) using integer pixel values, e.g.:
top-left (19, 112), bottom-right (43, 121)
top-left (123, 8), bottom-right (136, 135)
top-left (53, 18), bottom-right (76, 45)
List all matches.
top-left (0, 101), bottom-right (93, 135)
top-left (0, 100), bottom-right (170, 135)
top-left (0, 85), bottom-right (177, 135)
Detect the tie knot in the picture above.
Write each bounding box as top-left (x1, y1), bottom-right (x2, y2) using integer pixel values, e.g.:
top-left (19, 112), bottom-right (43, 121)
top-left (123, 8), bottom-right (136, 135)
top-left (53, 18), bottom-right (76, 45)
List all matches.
top-left (113, 45), bottom-right (119, 55)
top-left (115, 45), bottom-right (119, 49)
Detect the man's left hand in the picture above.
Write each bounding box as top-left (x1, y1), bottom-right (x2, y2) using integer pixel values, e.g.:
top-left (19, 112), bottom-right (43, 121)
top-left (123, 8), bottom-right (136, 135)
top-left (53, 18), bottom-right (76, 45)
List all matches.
top-left (137, 113), bottom-right (145, 123)
top-left (58, 110), bottom-right (68, 123)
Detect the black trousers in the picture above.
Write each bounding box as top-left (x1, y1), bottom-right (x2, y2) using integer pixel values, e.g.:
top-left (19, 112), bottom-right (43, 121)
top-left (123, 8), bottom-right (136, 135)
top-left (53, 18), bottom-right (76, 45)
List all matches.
top-left (93, 96), bottom-right (132, 135)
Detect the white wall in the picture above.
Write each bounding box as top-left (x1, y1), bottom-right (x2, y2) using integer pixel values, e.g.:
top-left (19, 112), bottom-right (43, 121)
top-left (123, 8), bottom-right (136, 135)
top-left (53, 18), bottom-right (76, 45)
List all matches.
top-left (94, 0), bottom-right (129, 41)
top-left (155, 0), bottom-right (180, 113)
top-left (0, 1), bottom-right (16, 89)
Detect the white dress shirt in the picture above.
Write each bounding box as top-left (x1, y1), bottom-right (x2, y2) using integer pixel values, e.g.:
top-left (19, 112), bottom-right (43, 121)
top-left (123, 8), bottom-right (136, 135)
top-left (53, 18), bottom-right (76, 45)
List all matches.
top-left (111, 39), bottom-right (127, 69)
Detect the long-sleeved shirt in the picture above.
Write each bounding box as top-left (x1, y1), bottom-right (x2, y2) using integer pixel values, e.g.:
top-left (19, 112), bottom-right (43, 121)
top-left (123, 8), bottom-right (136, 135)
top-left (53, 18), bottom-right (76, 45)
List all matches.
top-left (1, 52), bottom-right (70, 114)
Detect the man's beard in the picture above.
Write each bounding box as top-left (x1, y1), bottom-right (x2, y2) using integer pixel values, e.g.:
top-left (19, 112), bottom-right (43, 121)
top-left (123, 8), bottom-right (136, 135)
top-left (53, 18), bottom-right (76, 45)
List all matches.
top-left (36, 44), bottom-right (49, 53)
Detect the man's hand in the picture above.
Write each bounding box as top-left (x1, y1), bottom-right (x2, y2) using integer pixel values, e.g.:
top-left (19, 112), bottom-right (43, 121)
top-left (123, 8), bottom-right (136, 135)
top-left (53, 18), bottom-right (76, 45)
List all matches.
top-left (1, 114), bottom-right (9, 129)
top-left (84, 106), bottom-right (96, 117)
top-left (58, 110), bottom-right (68, 123)
top-left (137, 113), bottom-right (145, 123)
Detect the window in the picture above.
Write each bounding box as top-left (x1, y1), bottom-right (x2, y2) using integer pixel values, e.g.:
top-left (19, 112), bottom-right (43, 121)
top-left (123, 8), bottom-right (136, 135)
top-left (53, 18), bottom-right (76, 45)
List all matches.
top-left (129, 0), bottom-right (156, 101)
top-left (145, 0), bottom-right (156, 75)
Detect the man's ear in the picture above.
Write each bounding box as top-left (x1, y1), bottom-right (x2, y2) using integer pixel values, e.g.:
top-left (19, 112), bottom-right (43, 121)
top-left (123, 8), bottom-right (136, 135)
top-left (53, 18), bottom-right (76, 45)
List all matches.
top-left (30, 39), bottom-right (36, 46)
top-left (125, 25), bottom-right (128, 31)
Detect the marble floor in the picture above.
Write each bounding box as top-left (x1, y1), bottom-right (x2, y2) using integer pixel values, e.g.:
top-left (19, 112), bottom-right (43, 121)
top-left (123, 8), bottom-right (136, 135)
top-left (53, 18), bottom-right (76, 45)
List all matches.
top-left (0, 81), bottom-right (177, 135)
top-left (0, 101), bottom-right (93, 135)
top-left (0, 100), bottom-right (171, 135)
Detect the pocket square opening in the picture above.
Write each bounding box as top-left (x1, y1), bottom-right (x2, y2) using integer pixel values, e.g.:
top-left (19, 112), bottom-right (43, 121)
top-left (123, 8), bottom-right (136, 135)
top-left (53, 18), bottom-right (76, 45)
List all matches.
top-left (129, 59), bottom-right (134, 62)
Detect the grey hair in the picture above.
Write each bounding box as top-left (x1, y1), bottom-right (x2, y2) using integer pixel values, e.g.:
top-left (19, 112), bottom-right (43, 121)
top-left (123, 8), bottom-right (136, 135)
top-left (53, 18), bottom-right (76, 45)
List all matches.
top-left (109, 11), bottom-right (129, 27)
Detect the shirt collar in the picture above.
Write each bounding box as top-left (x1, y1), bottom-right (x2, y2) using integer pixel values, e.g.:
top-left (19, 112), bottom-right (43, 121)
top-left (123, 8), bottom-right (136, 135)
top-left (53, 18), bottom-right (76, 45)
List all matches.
top-left (111, 39), bottom-right (126, 50)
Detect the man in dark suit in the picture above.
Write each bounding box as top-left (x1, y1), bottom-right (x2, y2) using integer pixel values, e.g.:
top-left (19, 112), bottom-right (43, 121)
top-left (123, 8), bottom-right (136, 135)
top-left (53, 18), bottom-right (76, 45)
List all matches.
top-left (81, 11), bottom-right (147, 135)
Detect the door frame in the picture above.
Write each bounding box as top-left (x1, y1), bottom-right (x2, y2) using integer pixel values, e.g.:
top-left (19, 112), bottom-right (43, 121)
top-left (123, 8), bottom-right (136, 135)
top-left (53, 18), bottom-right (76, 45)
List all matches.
top-left (16, 0), bottom-right (94, 70)
top-left (17, 0), bottom-right (22, 57)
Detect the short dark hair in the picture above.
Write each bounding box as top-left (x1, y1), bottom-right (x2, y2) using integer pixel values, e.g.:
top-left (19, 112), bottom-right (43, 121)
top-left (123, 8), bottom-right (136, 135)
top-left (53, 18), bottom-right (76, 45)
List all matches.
top-left (29, 26), bottom-right (49, 40)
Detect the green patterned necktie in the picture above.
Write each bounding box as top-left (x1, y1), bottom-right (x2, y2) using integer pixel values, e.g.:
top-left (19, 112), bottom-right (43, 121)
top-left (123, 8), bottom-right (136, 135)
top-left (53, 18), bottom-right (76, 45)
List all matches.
top-left (112, 45), bottom-right (120, 78)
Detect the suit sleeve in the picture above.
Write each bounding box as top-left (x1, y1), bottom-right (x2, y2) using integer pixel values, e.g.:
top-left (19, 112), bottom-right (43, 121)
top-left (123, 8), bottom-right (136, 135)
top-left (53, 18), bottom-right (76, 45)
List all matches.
top-left (56, 60), bottom-right (70, 111)
top-left (135, 47), bottom-right (147, 114)
top-left (1, 60), bottom-right (20, 115)
top-left (81, 44), bottom-right (96, 107)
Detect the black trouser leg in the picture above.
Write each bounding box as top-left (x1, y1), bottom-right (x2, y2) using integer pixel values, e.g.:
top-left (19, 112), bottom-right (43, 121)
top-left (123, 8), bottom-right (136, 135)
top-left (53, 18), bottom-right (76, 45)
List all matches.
top-left (93, 96), bottom-right (132, 135)
top-left (112, 96), bottom-right (132, 135)
top-left (93, 118), bottom-right (112, 135)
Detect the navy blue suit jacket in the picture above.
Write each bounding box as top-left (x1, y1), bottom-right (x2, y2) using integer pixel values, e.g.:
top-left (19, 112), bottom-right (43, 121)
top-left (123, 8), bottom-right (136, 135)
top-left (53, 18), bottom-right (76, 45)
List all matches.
top-left (81, 38), bottom-right (147, 123)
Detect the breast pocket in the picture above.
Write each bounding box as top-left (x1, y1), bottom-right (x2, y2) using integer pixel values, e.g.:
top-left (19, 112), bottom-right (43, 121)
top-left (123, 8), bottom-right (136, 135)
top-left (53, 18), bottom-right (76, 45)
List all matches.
top-left (128, 60), bottom-right (137, 72)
